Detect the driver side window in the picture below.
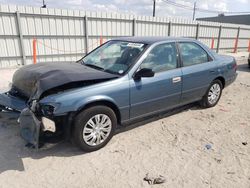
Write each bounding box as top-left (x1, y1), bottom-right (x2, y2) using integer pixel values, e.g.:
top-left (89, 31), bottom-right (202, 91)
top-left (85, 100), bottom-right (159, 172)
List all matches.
top-left (140, 43), bottom-right (177, 73)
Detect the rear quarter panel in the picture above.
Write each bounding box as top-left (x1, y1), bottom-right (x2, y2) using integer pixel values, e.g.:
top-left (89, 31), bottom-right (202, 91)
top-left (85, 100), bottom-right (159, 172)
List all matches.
top-left (214, 54), bottom-right (237, 87)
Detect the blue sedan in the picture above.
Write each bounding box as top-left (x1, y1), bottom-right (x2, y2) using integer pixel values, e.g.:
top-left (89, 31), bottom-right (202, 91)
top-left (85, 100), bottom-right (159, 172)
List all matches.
top-left (0, 37), bottom-right (237, 151)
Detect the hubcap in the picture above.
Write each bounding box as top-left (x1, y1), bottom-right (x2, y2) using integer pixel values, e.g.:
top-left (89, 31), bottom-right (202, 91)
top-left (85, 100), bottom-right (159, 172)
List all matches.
top-left (83, 114), bottom-right (112, 146)
top-left (208, 83), bottom-right (221, 105)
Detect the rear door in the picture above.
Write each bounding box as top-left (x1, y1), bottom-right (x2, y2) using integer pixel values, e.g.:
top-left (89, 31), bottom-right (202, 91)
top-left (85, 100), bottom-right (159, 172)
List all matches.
top-left (129, 42), bottom-right (182, 119)
top-left (178, 42), bottom-right (217, 104)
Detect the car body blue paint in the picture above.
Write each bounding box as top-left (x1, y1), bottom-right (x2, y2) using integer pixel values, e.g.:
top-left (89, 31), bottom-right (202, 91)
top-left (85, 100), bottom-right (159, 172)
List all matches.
top-left (38, 37), bottom-right (237, 124)
top-left (40, 75), bottom-right (130, 120)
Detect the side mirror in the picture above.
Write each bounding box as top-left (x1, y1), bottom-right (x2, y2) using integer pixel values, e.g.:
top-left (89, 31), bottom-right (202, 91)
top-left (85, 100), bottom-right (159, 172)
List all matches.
top-left (134, 68), bottom-right (155, 80)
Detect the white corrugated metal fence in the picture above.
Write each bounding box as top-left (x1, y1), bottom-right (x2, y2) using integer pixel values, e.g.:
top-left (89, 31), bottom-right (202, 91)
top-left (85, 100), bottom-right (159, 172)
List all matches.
top-left (0, 4), bottom-right (250, 68)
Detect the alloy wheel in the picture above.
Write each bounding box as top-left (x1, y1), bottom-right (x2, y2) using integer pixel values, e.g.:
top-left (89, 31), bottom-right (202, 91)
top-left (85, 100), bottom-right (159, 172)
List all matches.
top-left (83, 114), bottom-right (112, 146)
top-left (208, 83), bottom-right (221, 105)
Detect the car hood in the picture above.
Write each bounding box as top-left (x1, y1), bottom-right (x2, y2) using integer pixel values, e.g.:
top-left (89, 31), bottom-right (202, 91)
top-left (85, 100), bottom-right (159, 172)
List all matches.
top-left (12, 62), bottom-right (118, 100)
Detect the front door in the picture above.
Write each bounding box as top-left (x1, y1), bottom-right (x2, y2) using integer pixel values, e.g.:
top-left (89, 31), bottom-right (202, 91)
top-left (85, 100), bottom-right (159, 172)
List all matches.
top-left (129, 42), bottom-right (182, 119)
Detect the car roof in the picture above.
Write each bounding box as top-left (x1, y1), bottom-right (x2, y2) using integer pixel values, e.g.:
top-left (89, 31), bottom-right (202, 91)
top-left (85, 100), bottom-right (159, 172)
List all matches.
top-left (112, 36), bottom-right (195, 45)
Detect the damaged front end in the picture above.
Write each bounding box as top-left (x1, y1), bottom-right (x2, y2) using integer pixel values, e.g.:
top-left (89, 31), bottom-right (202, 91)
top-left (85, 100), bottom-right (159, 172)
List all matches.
top-left (0, 62), bottom-right (119, 149)
top-left (19, 108), bottom-right (42, 149)
top-left (0, 83), bottom-right (58, 148)
top-left (19, 101), bottom-right (59, 149)
top-left (0, 93), bottom-right (61, 149)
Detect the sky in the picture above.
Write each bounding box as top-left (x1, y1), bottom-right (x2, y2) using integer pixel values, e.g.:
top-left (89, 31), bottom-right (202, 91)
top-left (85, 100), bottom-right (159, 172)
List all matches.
top-left (0, 0), bottom-right (249, 19)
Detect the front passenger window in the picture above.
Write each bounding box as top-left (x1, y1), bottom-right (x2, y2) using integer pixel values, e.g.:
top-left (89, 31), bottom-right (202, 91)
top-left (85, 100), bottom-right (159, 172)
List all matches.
top-left (179, 42), bottom-right (209, 67)
top-left (140, 43), bottom-right (177, 73)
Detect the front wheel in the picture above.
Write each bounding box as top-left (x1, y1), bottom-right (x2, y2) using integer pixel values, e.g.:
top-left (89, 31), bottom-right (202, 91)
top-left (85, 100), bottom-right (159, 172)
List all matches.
top-left (200, 80), bottom-right (223, 108)
top-left (73, 106), bottom-right (117, 152)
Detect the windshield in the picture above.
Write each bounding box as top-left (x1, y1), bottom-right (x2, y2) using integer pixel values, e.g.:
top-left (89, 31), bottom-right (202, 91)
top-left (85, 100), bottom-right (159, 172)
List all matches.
top-left (82, 40), bottom-right (147, 75)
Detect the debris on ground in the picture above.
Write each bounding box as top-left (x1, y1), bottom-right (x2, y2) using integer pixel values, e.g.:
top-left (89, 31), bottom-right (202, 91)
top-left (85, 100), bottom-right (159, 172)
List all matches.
top-left (242, 142), bottom-right (248, 146)
top-left (219, 108), bottom-right (230, 112)
top-left (214, 158), bottom-right (222, 164)
top-left (143, 173), bottom-right (166, 185)
top-left (205, 144), bottom-right (212, 150)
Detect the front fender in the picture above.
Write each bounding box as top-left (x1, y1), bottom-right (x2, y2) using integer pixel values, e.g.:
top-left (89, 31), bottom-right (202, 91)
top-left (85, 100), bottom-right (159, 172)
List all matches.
top-left (75, 95), bottom-right (119, 112)
top-left (52, 95), bottom-right (119, 115)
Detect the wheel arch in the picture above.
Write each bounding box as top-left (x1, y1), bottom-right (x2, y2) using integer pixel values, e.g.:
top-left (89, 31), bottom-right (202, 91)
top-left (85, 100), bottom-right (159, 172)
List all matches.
top-left (61, 99), bottom-right (121, 142)
top-left (214, 76), bottom-right (225, 88)
top-left (76, 100), bottom-right (121, 124)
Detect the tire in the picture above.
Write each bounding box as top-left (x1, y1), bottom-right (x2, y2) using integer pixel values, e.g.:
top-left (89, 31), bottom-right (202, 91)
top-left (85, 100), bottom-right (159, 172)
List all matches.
top-left (73, 105), bottom-right (117, 152)
top-left (200, 80), bottom-right (223, 108)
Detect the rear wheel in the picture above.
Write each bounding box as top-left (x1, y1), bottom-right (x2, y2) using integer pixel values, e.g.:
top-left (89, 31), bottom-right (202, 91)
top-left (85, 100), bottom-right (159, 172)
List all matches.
top-left (200, 80), bottom-right (223, 108)
top-left (73, 105), bottom-right (117, 152)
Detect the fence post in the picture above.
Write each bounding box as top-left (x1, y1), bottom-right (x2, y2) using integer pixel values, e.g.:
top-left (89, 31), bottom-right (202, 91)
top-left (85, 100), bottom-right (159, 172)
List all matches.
top-left (248, 39), bottom-right (250, 52)
top-left (100, 36), bottom-right (103, 45)
top-left (168, 21), bottom-right (172, 36)
top-left (211, 37), bottom-right (215, 49)
top-left (195, 23), bottom-right (200, 40)
top-left (233, 27), bottom-right (240, 53)
top-left (216, 25), bottom-right (222, 53)
top-left (16, 11), bottom-right (26, 65)
top-left (84, 15), bottom-right (89, 55)
top-left (33, 38), bottom-right (37, 64)
top-left (132, 18), bottom-right (136, 36)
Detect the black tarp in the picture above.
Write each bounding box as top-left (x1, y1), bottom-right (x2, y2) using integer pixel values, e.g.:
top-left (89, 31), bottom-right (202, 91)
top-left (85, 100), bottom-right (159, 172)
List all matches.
top-left (12, 62), bottom-right (118, 99)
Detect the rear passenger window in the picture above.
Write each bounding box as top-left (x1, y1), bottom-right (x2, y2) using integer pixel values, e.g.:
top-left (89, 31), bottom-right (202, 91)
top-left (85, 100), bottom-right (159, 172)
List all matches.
top-left (140, 43), bottom-right (177, 73)
top-left (179, 42), bottom-right (209, 67)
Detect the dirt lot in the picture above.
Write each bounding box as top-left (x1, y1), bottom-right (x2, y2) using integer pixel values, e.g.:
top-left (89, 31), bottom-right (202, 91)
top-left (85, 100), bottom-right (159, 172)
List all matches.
top-left (0, 54), bottom-right (249, 188)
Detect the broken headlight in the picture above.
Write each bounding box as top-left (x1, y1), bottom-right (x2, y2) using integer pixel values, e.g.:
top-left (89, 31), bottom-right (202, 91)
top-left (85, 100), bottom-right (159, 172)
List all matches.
top-left (29, 100), bottom-right (60, 117)
top-left (40, 104), bottom-right (55, 117)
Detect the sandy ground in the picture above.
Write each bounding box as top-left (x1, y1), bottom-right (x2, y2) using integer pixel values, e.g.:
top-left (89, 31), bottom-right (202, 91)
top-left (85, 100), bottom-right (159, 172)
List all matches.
top-left (0, 53), bottom-right (249, 188)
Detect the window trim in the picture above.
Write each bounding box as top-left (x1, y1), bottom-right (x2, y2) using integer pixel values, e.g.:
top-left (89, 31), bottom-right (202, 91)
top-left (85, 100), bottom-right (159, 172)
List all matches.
top-left (177, 41), bottom-right (213, 67)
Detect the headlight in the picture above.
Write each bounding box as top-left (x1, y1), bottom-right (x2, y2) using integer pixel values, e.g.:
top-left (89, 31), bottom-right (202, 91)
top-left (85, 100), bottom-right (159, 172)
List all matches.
top-left (40, 104), bottom-right (55, 116)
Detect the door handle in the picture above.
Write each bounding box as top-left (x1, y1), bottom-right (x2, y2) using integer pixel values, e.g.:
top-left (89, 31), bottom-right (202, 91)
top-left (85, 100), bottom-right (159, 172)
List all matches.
top-left (172, 77), bottom-right (181, 83)
top-left (210, 70), bottom-right (216, 73)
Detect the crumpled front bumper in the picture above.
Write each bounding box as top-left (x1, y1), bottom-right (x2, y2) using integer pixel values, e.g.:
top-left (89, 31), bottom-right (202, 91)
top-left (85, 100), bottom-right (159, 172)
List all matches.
top-left (0, 92), bottom-right (40, 148)
top-left (0, 92), bottom-right (56, 149)
top-left (0, 92), bottom-right (27, 112)
top-left (19, 108), bottom-right (41, 149)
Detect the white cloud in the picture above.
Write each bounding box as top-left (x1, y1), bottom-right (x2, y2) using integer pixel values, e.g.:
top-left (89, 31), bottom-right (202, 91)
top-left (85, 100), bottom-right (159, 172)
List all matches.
top-left (0, 0), bottom-right (248, 18)
top-left (198, 0), bottom-right (228, 12)
top-left (214, 2), bottom-right (228, 11)
top-left (93, 4), bottom-right (119, 12)
top-left (236, 0), bottom-right (250, 3)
